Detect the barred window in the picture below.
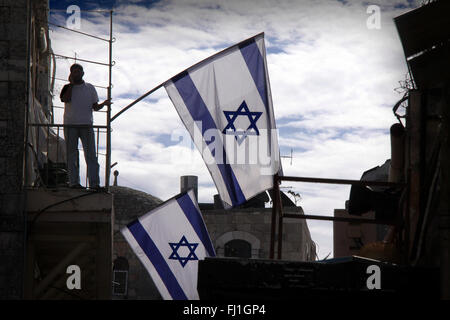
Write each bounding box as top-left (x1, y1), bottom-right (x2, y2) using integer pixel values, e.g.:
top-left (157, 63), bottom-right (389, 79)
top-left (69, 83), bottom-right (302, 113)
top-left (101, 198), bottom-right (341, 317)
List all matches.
top-left (112, 257), bottom-right (129, 296)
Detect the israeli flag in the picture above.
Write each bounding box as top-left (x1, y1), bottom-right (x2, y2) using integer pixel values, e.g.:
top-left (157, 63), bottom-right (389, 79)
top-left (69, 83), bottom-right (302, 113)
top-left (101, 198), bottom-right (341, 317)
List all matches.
top-left (165, 33), bottom-right (281, 208)
top-left (120, 190), bottom-right (215, 300)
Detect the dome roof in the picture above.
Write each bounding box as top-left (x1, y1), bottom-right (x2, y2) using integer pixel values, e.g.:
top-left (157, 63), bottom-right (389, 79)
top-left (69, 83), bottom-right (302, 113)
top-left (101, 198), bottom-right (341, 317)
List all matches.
top-left (109, 186), bottom-right (163, 225)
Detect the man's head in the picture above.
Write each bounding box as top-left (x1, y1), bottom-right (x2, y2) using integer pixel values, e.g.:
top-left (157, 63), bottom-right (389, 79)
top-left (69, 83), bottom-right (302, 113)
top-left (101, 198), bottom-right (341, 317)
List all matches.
top-left (69, 63), bottom-right (84, 83)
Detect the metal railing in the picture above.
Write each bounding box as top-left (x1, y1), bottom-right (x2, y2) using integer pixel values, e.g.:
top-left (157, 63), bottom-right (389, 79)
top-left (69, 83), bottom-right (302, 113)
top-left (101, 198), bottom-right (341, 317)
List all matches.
top-left (269, 174), bottom-right (406, 260)
top-left (45, 9), bottom-right (114, 188)
top-left (27, 123), bottom-right (108, 189)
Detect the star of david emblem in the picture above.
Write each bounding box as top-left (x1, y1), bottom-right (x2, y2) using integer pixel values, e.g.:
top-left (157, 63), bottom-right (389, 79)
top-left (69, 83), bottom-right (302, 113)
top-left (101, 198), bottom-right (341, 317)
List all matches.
top-left (168, 235), bottom-right (199, 268)
top-left (223, 100), bottom-right (263, 145)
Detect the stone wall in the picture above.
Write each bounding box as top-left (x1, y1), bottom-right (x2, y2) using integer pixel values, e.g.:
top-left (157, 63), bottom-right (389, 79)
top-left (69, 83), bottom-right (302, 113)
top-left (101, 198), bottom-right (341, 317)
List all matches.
top-left (110, 186), bottom-right (163, 300)
top-left (0, 0), bottom-right (29, 299)
top-left (0, 0), bottom-right (49, 300)
top-left (203, 207), bottom-right (316, 261)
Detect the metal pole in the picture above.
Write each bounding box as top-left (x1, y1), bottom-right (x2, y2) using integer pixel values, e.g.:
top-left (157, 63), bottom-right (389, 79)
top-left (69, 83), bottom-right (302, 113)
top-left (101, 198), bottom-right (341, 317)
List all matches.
top-left (269, 174), bottom-right (278, 259)
top-left (96, 127), bottom-right (100, 157)
top-left (282, 213), bottom-right (397, 225)
top-left (105, 10), bottom-right (113, 189)
top-left (111, 82), bottom-right (164, 122)
top-left (47, 21), bottom-right (110, 42)
top-left (277, 180), bottom-right (283, 260)
top-left (279, 175), bottom-right (403, 188)
top-left (111, 32), bottom-right (265, 122)
top-left (56, 126), bottom-right (59, 186)
top-left (52, 53), bottom-right (110, 66)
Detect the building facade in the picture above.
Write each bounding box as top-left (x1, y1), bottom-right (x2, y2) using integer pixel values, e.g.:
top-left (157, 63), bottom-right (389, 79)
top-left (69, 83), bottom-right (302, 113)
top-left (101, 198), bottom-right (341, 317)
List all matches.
top-left (202, 204), bottom-right (316, 262)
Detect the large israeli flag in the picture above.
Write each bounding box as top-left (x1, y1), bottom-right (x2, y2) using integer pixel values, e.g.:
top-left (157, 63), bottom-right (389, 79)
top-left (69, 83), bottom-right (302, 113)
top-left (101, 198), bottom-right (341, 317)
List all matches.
top-left (165, 33), bottom-right (281, 208)
top-left (120, 190), bottom-right (215, 300)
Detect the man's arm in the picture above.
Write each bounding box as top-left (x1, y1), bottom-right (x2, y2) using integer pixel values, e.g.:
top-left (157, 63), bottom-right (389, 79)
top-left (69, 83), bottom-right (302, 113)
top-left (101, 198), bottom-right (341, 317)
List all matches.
top-left (60, 84), bottom-right (73, 102)
top-left (93, 99), bottom-right (112, 111)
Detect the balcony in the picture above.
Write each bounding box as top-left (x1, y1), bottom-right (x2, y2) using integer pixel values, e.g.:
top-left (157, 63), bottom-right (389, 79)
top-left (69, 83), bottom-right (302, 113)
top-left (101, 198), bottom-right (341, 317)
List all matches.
top-left (24, 122), bottom-right (114, 299)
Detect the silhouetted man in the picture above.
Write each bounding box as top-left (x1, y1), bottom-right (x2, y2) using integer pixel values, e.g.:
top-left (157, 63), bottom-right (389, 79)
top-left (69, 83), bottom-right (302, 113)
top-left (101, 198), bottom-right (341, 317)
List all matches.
top-left (60, 63), bottom-right (111, 189)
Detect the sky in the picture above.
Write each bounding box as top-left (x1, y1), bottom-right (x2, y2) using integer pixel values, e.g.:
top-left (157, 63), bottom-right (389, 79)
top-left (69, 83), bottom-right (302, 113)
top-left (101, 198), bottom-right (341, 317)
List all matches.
top-left (48, 0), bottom-right (420, 259)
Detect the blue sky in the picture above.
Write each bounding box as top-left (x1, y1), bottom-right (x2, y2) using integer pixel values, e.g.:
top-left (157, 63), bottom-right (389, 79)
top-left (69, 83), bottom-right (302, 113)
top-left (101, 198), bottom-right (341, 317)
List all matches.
top-left (48, 0), bottom-right (419, 259)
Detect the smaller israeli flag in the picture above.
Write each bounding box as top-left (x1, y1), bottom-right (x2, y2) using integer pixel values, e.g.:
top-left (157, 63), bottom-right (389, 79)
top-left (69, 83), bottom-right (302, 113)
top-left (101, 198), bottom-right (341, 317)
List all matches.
top-left (120, 190), bottom-right (215, 300)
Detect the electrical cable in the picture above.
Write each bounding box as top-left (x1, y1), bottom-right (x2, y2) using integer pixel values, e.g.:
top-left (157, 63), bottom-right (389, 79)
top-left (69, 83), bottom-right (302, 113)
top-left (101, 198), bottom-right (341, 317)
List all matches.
top-left (29, 190), bottom-right (105, 230)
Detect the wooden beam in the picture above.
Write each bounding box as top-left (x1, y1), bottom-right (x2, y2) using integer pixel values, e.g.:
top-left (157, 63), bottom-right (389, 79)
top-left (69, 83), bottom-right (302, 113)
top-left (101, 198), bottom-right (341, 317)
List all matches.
top-left (39, 254), bottom-right (92, 300)
top-left (33, 242), bottom-right (88, 298)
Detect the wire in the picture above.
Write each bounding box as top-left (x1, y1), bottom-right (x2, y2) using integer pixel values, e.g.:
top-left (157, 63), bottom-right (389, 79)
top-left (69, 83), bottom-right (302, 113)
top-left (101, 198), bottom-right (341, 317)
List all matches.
top-left (29, 191), bottom-right (104, 229)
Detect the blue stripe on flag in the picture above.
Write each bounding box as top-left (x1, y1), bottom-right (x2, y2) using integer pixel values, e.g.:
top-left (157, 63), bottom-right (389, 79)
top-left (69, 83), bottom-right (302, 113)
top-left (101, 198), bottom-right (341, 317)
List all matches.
top-left (239, 39), bottom-right (269, 114)
top-left (172, 72), bottom-right (246, 206)
top-left (176, 193), bottom-right (216, 257)
top-left (127, 221), bottom-right (188, 300)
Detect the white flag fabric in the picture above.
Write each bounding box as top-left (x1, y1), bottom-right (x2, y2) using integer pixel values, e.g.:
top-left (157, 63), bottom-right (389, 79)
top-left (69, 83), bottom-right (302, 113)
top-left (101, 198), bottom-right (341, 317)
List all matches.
top-left (165, 32), bottom-right (281, 208)
top-left (120, 190), bottom-right (215, 300)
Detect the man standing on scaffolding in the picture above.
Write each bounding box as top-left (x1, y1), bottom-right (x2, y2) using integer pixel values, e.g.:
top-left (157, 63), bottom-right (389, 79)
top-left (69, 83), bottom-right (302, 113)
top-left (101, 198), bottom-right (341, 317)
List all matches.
top-left (60, 63), bottom-right (111, 189)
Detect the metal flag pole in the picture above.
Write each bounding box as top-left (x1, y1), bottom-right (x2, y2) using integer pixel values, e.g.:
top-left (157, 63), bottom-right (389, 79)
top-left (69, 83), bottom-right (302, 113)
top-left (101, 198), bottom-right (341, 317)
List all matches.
top-left (111, 82), bottom-right (165, 122)
top-left (106, 10), bottom-right (113, 189)
top-left (111, 32), bottom-right (265, 122)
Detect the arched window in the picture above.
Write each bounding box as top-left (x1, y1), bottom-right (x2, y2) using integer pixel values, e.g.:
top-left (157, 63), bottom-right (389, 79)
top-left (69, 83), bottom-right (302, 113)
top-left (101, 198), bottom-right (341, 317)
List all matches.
top-left (113, 257), bottom-right (129, 296)
top-left (224, 239), bottom-right (252, 258)
top-left (215, 231), bottom-right (260, 258)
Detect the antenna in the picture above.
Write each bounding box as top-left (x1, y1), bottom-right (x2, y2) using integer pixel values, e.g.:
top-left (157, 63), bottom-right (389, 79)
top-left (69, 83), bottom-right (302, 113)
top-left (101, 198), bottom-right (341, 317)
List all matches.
top-left (280, 148), bottom-right (293, 165)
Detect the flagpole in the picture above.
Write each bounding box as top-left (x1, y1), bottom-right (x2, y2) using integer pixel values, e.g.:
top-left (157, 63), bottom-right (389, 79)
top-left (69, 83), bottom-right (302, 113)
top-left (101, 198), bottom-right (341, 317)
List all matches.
top-left (106, 10), bottom-right (113, 188)
top-left (110, 32), bottom-right (265, 122)
top-left (110, 81), bottom-right (165, 122)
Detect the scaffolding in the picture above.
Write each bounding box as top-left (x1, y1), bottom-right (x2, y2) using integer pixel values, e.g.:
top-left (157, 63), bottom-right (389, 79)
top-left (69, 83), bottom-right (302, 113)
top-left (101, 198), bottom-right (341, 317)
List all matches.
top-left (26, 8), bottom-right (114, 189)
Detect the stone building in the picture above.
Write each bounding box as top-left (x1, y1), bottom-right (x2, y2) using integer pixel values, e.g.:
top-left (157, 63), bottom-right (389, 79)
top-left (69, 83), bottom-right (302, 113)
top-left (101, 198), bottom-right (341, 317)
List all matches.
top-left (110, 185), bottom-right (163, 299)
top-left (0, 0), bottom-right (49, 299)
top-left (201, 193), bottom-right (316, 262)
